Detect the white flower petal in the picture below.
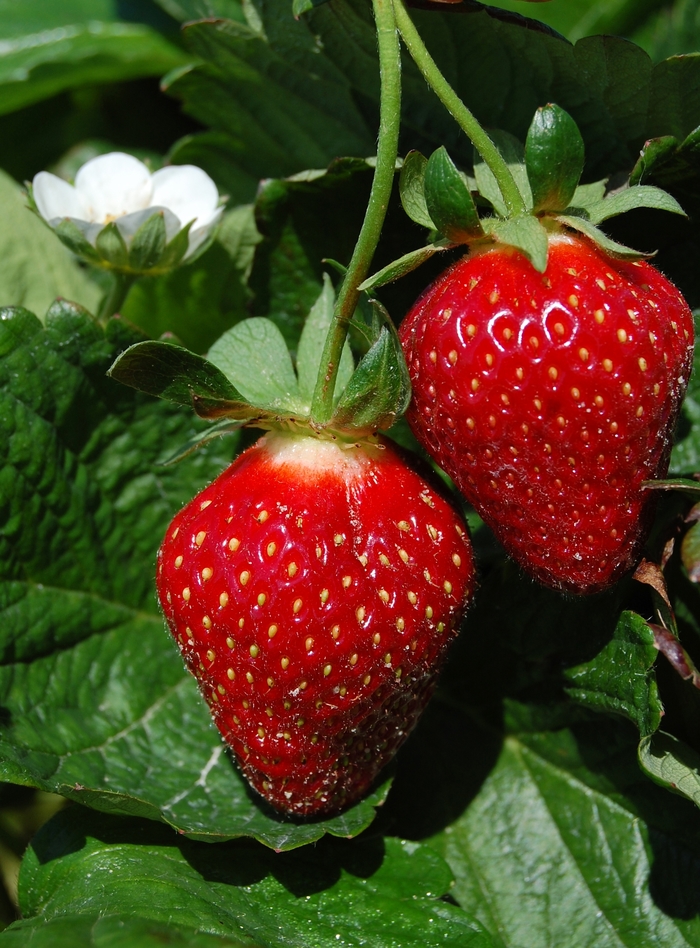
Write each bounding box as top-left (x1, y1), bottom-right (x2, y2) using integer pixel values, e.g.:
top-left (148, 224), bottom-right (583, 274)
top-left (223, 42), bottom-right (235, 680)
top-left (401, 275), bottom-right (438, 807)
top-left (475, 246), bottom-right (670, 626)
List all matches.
top-left (184, 206), bottom-right (224, 259)
top-left (33, 171), bottom-right (89, 222)
top-left (115, 206), bottom-right (182, 244)
top-left (75, 152), bottom-right (152, 223)
top-left (150, 165), bottom-right (219, 230)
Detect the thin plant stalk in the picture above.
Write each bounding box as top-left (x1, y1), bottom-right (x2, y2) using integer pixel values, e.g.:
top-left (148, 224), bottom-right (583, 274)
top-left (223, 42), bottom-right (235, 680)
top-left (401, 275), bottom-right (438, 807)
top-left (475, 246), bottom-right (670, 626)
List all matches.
top-left (393, 0), bottom-right (527, 218)
top-left (310, 0), bottom-right (402, 426)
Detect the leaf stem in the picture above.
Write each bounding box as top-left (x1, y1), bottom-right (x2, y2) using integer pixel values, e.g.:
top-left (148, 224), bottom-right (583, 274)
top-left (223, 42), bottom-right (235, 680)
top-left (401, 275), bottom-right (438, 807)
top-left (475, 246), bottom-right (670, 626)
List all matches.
top-left (393, 0), bottom-right (527, 218)
top-left (97, 272), bottom-right (136, 325)
top-left (310, 0), bottom-right (401, 426)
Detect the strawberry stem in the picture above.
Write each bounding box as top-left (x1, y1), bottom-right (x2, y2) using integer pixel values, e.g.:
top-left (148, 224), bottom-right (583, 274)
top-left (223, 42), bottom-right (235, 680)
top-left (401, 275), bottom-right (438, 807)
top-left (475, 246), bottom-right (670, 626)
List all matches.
top-left (97, 272), bottom-right (136, 325)
top-left (393, 0), bottom-right (528, 219)
top-left (310, 0), bottom-right (402, 427)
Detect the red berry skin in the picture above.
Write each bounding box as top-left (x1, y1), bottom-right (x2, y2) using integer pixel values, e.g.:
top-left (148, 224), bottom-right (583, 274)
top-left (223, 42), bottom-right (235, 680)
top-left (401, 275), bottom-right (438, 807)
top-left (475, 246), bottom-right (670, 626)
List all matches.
top-left (399, 234), bottom-right (694, 595)
top-left (156, 432), bottom-right (474, 817)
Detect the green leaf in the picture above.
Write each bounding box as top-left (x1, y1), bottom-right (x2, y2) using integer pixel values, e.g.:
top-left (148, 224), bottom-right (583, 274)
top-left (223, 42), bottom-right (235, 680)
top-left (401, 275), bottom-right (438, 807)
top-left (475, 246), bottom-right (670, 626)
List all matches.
top-left (358, 242), bottom-right (452, 293)
top-left (585, 184), bottom-right (687, 223)
top-left (127, 211), bottom-right (168, 273)
top-left (563, 611), bottom-right (663, 737)
top-left (165, 0), bottom-right (700, 198)
top-left (426, 715), bottom-right (700, 948)
top-left (0, 914), bottom-right (255, 948)
top-left (473, 131), bottom-right (532, 217)
top-left (207, 317), bottom-right (305, 413)
top-left (0, 10), bottom-right (187, 117)
top-left (482, 214), bottom-right (549, 272)
top-left (163, 16), bottom-right (373, 203)
top-left (13, 807), bottom-right (492, 948)
top-left (525, 103), bottom-right (584, 212)
top-left (0, 170), bottom-right (100, 317)
top-left (295, 274), bottom-right (353, 407)
top-left (331, 323), bottom-right (411, 433)
top-left (424, 147), bottom-right (483, 242)
top-left (555, 214), bottom-right (649, 258)
top-left (0, 305), bottom-right (389, 850)
top-left (639, 731), bottom-right (700, 809)
top-left (107, 339), bottom-right (249, 412)
top-left (399, 150), bottom-right (435, 229)
top-left (152, 0), bottom-right (247, 22)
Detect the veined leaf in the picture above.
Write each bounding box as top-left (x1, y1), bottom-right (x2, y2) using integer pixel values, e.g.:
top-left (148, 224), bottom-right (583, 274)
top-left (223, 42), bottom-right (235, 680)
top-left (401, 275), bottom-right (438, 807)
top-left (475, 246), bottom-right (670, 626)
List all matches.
top-left (208, 317), bottom-right (305, 414)
top-left (107, 339), bottom-right (249, 413)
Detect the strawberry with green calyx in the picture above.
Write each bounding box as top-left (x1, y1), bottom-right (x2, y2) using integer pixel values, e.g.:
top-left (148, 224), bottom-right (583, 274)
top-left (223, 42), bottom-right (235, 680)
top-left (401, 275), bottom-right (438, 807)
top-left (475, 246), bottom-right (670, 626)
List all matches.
top-left (384, 100), bottom-right (694, 594)
top-left (109, 263), bottom-right (476, 816)
top-left (156, 429), bottom-right (474, 816)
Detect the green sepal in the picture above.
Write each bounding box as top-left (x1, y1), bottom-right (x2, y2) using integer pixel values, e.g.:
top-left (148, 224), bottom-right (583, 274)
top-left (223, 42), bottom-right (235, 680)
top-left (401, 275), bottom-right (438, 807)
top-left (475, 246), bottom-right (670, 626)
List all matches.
top-left (482, 214), bottom-right (549, 272)
top-left (107, 339), bottom-right (251, 413)
top-left (554, 214), bottom-right (651, 259)
top-left (52, 218), bottom-right (102, 264)
top-left (399, 150), bottom-right (435, 229)
top-left (128, 211), bottom-right (168, 273)
top-left (161, 418), bottom-right (250, 465)
top-left (296, 274), bottom-right (354, 407)
top-left (358, 241), bottom-right (452, 293)
top-left (582, 185), bottom-right (687, 224)
top-left (157, 221), bottom-right (193, 271)
top-left (474, 131), bottom-right (532, 217)
top-left (424, 147), bottom-right (483, 242)
top-left (96, 221), bottom-right (129, 269)
top-left (568, 180), bottom-right (608, 209)
top-left (208, 317), bottom-right (305, 414)
top-left (331, 306), bottom-right (411, 434)
top-left (525, 103), bottom-right (584, 212)
top-left (630, 135), bottom-right (681, 187)
top-left (641, 477), bottom-right (700, 495)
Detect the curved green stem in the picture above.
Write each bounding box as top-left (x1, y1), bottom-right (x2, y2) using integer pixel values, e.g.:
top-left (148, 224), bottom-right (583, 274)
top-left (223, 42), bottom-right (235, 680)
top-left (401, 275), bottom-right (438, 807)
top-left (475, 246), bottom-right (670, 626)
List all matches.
top-left (310, 0), bottom-right (402, 426)
top-left (393, 0), bottom-right (527, 218)
top-left (97, 271), bottom-right (136, 325)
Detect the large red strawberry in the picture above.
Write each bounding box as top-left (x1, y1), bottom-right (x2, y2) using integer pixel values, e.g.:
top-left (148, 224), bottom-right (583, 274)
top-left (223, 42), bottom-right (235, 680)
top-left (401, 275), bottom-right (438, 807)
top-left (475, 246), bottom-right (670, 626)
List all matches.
top-left (156, 431), bottom-right (474, 816)
top-left (399, 233), bottom-right (694, 594)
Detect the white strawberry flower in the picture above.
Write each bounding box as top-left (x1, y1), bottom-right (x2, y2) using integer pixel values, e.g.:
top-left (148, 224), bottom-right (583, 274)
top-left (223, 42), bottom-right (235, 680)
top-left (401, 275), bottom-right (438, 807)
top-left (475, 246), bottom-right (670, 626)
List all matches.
top-left (31, 152), bottom-right (223, 273)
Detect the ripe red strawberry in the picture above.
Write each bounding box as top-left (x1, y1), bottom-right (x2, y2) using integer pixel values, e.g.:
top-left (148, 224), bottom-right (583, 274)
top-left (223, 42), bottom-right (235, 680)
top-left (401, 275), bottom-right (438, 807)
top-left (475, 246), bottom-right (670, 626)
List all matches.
top-left (156, 431), bottom-right (474, 816)
top-left (399, 233), bottom-right (694, 594)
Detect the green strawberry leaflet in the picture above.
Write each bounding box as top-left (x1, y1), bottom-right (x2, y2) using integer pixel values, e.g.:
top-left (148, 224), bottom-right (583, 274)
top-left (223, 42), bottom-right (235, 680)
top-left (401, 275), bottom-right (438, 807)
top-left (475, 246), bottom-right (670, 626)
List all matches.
top-left (110, 277), bottom-right (410, 440)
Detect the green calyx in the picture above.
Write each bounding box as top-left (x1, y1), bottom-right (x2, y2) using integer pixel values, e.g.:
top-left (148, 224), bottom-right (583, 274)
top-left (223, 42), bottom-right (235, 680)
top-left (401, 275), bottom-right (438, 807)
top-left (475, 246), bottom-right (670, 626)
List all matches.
top-left (362, 103), bottom-right (687, 287)
top-left (26, 184), bottom-right (201, 277)
top-left (108, 273), bottom-right (411, 460)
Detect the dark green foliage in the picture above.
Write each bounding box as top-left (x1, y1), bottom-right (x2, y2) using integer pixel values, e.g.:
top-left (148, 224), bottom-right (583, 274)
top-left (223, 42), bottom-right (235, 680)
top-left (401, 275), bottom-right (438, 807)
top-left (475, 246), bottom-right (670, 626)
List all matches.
top-left (3, 0), bottom-right (700, 945)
